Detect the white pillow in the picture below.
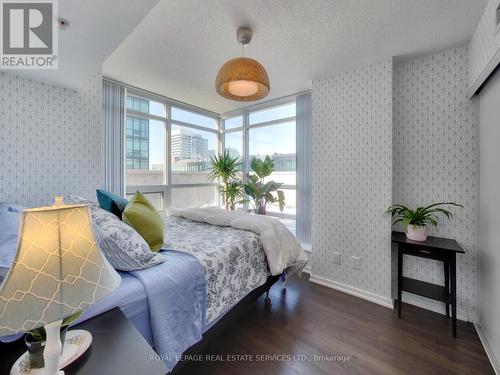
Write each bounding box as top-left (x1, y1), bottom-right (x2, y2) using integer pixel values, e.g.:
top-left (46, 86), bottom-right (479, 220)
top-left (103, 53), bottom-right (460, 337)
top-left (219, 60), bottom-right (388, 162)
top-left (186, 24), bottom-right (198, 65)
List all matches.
top-left (67, 195), bottom-right (164, 271)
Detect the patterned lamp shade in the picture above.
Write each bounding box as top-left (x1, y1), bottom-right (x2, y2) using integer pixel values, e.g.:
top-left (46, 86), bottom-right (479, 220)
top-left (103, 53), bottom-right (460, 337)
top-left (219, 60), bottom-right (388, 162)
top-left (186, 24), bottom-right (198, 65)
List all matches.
top-left (215, 57), bottom-right (270, 101)
top-left (0, 204), bottom-right (120, 336)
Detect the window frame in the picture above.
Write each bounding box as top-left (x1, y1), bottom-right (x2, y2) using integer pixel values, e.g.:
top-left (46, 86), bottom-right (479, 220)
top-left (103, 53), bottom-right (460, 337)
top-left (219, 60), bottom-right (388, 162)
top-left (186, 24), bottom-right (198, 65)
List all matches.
top-left (124, 88), bottom-right (221, 212)
top-left (222, 98), bottom-right (297, 220)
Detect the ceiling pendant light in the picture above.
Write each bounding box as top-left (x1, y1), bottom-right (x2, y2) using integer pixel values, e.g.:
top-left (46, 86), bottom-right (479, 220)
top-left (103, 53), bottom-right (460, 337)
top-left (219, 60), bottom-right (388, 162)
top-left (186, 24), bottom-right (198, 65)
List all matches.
top-left (215, 27), bottom-right (270, 101)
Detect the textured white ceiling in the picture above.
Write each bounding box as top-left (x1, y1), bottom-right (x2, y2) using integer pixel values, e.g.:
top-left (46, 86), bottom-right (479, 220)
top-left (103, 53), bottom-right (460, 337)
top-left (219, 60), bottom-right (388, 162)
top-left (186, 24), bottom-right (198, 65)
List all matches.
top-left (103, 0), bottom-right (485, 114)
top-left (5, 0), bottom-right (160, 89)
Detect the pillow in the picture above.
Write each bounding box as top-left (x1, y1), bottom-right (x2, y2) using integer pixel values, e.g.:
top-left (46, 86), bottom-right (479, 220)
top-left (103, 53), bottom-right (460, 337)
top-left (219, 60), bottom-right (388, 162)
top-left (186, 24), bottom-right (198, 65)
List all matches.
top-left (122, 192), bottom-right (164, 252)
top-left (0, 210), bottom-right (21, 278)
top-left (96, 189), bottom-right (128, 218)
top-left (88, 204), bottom-right (164, 271)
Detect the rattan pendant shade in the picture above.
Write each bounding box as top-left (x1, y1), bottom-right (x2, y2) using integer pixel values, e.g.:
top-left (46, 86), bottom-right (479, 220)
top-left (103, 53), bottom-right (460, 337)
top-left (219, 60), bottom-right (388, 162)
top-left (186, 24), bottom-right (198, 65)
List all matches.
top-left (215, 27), bottom-right (270, 101)
top-left (216, 57), bottom-right (270, 101)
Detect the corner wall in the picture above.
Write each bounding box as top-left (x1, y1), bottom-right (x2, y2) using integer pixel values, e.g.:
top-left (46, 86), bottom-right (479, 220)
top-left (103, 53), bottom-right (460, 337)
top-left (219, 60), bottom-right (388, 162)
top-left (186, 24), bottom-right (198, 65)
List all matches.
top-left (310, 48), bottom-right (480, 323)
top-left (310, 59), bottom-right (393, 303)
top-left (393, 46), bottom-right (479, 321)
top-left (0, 71), bottom-right (102, 207)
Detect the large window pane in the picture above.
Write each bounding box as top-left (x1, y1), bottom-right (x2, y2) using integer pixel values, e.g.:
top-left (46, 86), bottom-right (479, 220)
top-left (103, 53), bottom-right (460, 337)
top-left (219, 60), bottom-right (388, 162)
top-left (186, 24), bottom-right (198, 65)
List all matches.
top-left (172, 107), bottom-right (217, 129)
top-left (171, 124), bottom-right (217, 184)
top-left (126, 117), bottom-right (165, 186)
top-left (266, 188), bottom-right (296, 216)
top-left (126, 192), bottom-right (163, 211)
top-left (249, 102), bottom-right (296, 125)
top-left (224, 115), bottom-right (243, 130)
top-left (224, 131), bottom-right (243, 161)
top-left (170, 186), bottom-right (218, 208)
top-left (127, 95), bottom-right (166, 118)
top-left (248, 121), bottom-right (296, 185)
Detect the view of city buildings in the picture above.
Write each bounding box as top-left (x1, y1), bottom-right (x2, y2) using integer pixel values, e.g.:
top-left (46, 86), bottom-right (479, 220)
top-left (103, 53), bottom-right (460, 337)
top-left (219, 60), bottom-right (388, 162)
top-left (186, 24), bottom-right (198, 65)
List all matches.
top-left (125, 95), bottom-right (296, 215)
top-left (126, 117), bottom-right (149, 170)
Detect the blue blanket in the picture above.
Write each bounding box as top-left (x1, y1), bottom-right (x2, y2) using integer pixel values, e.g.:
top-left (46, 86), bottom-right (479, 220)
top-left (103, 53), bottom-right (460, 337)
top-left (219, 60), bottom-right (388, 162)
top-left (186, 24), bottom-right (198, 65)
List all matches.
top-left (131, 249), bottom-right (206, 370)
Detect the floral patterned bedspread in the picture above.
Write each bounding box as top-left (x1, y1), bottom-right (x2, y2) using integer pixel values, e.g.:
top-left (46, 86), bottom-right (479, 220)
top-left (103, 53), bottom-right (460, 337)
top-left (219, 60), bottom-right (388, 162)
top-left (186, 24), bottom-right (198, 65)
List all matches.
top-left (163, 215), bottom-right (270, 324)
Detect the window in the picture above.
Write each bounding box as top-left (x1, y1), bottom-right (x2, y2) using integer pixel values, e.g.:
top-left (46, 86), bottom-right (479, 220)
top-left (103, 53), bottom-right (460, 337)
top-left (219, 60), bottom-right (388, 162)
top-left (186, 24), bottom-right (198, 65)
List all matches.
top-left (170, 186), bottom-right (218, 208)
top-left (222, 101), bottom-right (297, 219)
top-left (172, 106), bottom-right (217, 129)
top-left (248, 121), bottom-right (296, 185)
top-left (125, 94), bottom-right (219, 211)
top-left (126, 117), bottom-right (165, 185)
top-left (171, 124), bottom-right (217, 184)
top-left (127, 95), bottom-right (166, 117)
top-left (224, 131), bottom-right (243, 161)
top-left (223, 115), bottom-right (243, 130)
top-left (248, 102), bottom-right (295, 125)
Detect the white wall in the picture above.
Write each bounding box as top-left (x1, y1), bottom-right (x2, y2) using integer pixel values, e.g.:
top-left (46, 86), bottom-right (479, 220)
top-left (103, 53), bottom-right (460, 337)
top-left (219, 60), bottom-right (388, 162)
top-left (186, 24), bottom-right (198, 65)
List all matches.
top-left (310, 59), bottom-right (393, 305)
top-left (393, 46), bottom-right (479, 321)
top-left (469, 0), bottom-right (500, 94)
top-left (478, 68), bottom-right (500, 370)
top-left (0, 71), bottom-right (102, 207)
top-left (309, 49), bottom-right (480, 322)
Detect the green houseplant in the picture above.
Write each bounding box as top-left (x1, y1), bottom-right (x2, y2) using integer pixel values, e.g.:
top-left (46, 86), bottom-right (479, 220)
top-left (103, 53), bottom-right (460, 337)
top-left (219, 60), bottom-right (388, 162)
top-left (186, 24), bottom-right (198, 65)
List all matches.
top-left (245, 156), bottom-right (285, 215)
top-left (385, 202), bottom-right (463, 241)
top-left (208, 151), bottom-right (243, 211)
top-left (220, 180), bottom-right (245, 211)
top-left (25, 310), bottom-right (82, 369)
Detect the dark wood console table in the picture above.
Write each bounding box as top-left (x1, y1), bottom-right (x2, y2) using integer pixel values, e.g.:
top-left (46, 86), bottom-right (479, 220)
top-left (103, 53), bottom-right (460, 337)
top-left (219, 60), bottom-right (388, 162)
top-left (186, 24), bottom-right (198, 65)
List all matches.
top-left (392, 231), bottom-right (465, 337)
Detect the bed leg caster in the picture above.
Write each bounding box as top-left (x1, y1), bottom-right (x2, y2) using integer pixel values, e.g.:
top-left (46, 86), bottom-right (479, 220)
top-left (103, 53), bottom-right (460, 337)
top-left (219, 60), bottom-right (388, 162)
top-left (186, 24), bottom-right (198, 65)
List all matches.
top-left (265, 290), bottom-right (271, 306)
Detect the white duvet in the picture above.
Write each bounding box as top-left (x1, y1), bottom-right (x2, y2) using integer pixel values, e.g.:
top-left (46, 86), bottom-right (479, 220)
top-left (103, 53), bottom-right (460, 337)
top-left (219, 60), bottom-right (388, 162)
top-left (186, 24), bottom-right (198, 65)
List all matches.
top-left (168, 207), bottom-right (308, 276)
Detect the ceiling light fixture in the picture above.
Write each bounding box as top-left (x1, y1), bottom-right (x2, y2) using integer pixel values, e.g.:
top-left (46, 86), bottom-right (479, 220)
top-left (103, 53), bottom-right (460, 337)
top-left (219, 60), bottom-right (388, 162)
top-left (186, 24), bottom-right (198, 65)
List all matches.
top-left (215, 27), bottom-right (270, 101)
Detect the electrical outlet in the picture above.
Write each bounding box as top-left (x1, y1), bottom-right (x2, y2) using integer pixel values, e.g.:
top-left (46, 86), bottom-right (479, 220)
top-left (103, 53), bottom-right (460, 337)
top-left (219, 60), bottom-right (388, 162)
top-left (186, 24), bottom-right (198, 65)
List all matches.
top-left (332, 252), bottom-right (341, 265)
top-left (351, 256), bottom-right (361, 270)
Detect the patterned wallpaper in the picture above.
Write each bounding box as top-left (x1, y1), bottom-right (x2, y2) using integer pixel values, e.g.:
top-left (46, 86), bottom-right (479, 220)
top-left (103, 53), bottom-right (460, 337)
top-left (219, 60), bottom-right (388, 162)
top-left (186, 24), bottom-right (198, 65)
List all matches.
top-left (311, 59), bottom-right (393, 300)
top-left (393, 46), bottom-right (479, 321)
top-left (469, 0), bottom-right (500, 90)
top-left (0, 71), bottom-right (102, 207)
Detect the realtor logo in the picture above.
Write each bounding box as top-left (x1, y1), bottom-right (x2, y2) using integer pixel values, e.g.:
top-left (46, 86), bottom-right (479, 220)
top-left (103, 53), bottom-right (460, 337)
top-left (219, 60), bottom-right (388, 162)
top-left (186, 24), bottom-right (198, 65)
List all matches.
top-left (1, 0), bottom-right (58, 69)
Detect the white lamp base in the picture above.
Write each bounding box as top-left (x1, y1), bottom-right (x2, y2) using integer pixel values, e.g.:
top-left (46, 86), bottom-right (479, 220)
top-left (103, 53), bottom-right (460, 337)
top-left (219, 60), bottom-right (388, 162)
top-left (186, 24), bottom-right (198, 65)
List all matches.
top-left (10, 330), bottom-right (92, 375)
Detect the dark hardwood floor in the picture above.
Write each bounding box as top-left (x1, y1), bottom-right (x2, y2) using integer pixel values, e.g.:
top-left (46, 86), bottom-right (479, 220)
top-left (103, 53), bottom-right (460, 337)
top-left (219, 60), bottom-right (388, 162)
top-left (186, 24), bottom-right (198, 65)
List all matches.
top-left (176, 273), bottom-right (494, 375)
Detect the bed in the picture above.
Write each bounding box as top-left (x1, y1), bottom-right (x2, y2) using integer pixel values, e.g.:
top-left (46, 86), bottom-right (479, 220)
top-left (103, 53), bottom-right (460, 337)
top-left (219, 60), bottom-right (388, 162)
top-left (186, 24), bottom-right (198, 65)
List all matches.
top-left (0, 202), bottom-right (307, 372)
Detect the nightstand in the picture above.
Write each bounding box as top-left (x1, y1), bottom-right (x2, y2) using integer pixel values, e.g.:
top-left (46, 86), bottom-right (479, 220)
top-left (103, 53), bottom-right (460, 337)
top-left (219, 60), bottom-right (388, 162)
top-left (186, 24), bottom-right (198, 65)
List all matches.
top-left (0, 308), bottom-right (168, 375)
top-left (392, 231), bottom-right (465, 337)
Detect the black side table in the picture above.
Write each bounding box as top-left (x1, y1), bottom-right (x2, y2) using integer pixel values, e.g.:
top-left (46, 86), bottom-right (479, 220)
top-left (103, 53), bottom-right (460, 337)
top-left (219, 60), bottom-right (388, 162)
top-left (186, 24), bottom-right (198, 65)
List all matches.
top-left (0, 307), bottom-right (168, 375)
top-left (392, 231), bottom-right (465, 337)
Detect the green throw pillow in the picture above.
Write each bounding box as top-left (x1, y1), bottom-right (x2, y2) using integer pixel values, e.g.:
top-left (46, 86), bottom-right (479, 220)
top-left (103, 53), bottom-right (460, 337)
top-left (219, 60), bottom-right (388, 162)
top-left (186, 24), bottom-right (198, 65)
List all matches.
top-left (122, 191), bottom-right (164, 252)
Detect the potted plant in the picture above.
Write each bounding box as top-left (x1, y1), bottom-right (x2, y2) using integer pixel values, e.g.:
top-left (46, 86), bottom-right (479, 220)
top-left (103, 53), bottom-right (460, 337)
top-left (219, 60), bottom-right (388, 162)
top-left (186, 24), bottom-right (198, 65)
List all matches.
top-left (208, 151), bottom-right (242, 211)
top-left (244, 156), bottom-right (285, 215)
top-left (220, 180), bottom-right (245, 211)
top-left (385, 202), bottom-right (463, 241)
top-left (24, 311), bottom-right (82, 369)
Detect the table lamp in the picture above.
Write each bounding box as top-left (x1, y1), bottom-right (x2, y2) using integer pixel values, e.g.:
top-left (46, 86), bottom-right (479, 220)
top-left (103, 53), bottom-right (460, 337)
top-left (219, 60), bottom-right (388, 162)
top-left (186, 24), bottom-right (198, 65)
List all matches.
top-left (0, 197), bottom-right (121, 375)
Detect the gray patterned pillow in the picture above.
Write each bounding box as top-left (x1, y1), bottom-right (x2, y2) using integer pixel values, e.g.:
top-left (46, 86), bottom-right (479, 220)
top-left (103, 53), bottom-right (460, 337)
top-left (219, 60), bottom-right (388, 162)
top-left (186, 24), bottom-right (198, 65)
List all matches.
top-left (65, 195), bottom-right (165, 271)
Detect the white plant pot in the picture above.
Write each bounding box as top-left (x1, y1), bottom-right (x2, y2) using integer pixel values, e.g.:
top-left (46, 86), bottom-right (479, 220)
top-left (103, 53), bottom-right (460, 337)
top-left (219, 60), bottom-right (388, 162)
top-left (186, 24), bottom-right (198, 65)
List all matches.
top-left (406, 224), bottom-right (427, 241)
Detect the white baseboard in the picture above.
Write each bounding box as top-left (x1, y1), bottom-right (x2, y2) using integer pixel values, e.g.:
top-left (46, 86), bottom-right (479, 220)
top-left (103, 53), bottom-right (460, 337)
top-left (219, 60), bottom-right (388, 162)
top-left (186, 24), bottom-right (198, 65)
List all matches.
top-left (302, 249), bottom-right (311, 274)
top-left (474, 323), bottom-right (500, 374)
top-left (401, 293), bottom-right (468, 322)
top-left (309, 274), bottom-right (393, 309)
